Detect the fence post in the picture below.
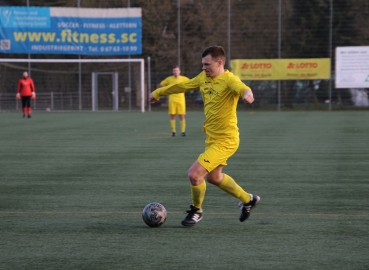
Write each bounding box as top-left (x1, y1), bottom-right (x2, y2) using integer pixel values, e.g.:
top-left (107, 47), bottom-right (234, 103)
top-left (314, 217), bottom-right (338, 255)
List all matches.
top-left (277, 0), bottom-right (281, 111)
top-left (177, 0), bottom-right (181, 67)
top-left (147, 56), bottom-right (151, 112)
top-left (328, 0), bottom-right (333, 111)
top-left (51, 91), bottom-right (54, 110)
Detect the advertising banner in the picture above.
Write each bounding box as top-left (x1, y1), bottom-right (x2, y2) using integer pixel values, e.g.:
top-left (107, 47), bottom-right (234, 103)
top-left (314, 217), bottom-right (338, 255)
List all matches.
top-left (230, 58), bottom-right (331, 80)
top-left (230, 59), bottom-right (278, 80)
top-left (335, 46), bottom-right (369, 88)
top-left (277, 59), bottom-right (330, 80)
top-left (0, 7), bottom-right (142, 55)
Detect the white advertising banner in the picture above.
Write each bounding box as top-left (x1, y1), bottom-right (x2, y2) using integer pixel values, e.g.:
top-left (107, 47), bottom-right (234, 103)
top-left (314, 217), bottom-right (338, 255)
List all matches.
top-left (335, 46), bottom-right (369, 88)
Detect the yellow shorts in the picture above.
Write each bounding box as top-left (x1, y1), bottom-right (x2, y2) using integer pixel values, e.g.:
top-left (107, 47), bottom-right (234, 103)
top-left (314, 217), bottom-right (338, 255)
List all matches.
top-left (168, 100), bottom-right (186, 115)
top-left (197, 136), bottom-right (239, 172)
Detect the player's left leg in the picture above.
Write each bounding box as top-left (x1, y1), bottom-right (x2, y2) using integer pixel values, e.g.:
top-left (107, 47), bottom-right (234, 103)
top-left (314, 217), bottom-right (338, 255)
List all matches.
top-left (207, 166), bottom-right (251, 205)
top-left (203, 138), bottom-right (260, 222)
top-left (179, 114), bottom-right (186, 136)
top-left (177, 102), bottom-right (186, 136)
top-left (26, 97), bottom-right (32, 118)
top-left (207, 166), bottom-right (260, 222)
top-left (21, 96), bottom-right (27, 118)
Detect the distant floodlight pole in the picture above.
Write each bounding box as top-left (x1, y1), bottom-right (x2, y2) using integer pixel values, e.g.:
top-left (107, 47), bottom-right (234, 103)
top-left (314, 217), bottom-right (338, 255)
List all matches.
top-left (277, 0), bottom-right (281, 111)
top-left (329, 0), bottom-right (333, 111)
top-left (78, 0), bottom-right (82, 111)
top-left (128, 0), bottom-right (132, 112)
top-left (27, 0), bottom-right (30, 76)
top-left (227, 0), bottom-right (230, 70)
top-left (177, 0), bottom-right (181, 67)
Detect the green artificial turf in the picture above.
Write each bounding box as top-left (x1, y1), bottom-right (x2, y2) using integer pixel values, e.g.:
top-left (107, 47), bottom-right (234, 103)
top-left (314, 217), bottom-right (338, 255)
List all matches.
top-left (0, 111), bottom-right (368, 269)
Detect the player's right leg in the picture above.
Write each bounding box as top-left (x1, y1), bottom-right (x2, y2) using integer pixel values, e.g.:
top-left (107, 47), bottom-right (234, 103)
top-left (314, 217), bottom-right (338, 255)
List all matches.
top-left (170, 114), bottom-right (176, 136)
top-left (168, 102), bottom-right (177, 136)
top-left (181, 161), bottom-right (208, 227)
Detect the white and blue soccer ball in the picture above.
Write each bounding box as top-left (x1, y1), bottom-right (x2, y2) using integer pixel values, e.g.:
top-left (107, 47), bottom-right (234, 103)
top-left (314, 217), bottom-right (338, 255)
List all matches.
top-left (142, 202), bottom-right (167, 227)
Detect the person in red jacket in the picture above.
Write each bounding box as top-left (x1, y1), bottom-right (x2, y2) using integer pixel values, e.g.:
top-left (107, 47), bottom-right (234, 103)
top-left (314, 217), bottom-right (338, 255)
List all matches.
top-left (17, 71), bottom-right (36, 118)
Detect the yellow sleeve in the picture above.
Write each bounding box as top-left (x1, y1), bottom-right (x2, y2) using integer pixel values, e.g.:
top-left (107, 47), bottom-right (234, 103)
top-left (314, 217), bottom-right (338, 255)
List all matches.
top-left (153, 73), bottom-right (201, 100)
top-left (229, 74), bottom-right (252, 96)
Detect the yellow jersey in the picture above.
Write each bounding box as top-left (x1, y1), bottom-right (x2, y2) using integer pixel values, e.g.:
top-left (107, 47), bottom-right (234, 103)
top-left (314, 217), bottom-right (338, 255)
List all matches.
top-left (160, 75), bottom-right (189, 103)
top-left (153, 70), bottom-right (251, 139)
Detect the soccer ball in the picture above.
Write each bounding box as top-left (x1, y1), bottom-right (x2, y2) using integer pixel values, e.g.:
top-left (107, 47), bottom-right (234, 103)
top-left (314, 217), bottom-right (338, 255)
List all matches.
top-left (142, 202), bottom-right (167, 227)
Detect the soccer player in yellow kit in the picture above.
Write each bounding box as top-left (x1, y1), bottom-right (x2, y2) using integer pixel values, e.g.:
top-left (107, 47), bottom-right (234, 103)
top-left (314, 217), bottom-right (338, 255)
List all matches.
top-left (150, 46), bottom-right (260, 227)
top-left (160, 66), bottom-right (189, 136)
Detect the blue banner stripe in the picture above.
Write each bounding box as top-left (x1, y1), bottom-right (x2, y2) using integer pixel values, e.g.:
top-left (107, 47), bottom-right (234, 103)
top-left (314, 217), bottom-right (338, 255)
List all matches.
top-left (0, 7), bottom-right (142, 55)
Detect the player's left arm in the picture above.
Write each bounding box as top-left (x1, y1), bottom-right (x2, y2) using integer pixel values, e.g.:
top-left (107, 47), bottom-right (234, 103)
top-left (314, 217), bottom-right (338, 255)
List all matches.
top-left (30, 79), bottom-right (36, 99)
top-left (242, 88), bottom-right (254, 104)
top-left (230, 76), bottom-right (254, 104)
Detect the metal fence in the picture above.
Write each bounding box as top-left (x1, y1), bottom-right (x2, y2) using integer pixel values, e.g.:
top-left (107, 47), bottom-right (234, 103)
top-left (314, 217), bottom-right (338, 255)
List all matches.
top-left (0, 61), bottom-right (145, 112)
top-left (1, 0), bottom-right (369, 111)
top-left (0, 92), bottom-right (90, 111)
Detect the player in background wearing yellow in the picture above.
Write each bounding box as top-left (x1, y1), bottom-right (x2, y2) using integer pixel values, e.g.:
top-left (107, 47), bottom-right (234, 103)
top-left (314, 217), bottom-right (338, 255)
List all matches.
top-left (150, 46), bottom-right (260, 227)
top-left (160, 66), bottom-right (189, 137)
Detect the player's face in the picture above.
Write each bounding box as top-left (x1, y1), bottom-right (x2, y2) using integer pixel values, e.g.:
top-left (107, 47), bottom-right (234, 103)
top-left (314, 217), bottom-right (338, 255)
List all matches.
top-left (202, 54), bottom-right (222, 78)
top-left (172, 67), bottom-right (180, 77)
top-left (23, 72), bottom-right (28, 78)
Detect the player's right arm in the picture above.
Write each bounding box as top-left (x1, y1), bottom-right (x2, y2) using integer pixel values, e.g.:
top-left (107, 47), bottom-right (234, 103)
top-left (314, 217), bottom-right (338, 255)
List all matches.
top-left (150, 73), bottom-right (202, 104)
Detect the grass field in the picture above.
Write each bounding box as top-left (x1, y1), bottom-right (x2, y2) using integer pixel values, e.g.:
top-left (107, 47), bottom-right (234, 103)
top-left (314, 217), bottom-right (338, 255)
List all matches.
top-left (1, 111), bottom-right (368, 269)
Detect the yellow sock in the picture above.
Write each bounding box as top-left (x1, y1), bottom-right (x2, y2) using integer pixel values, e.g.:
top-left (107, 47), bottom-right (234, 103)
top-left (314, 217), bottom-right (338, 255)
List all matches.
top-left (217, 174), bottom-right (251, 204)
top-left (170, 119), bottom-right (176, 133)
top-left (180, 120), bottom-right (186, 133)
top-left (191, 180), bottom-right (206, 211)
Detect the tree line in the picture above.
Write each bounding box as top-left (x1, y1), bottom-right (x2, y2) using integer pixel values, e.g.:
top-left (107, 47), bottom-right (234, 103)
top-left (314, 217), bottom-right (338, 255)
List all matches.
top-left (2, 0), bottom-right (368, 108)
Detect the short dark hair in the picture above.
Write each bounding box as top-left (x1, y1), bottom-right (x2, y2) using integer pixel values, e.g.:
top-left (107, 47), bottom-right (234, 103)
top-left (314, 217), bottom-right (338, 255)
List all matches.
top-left (173, 65), bottom-right (180, 69)
top-left (201, 46), bottom-right (226, 63)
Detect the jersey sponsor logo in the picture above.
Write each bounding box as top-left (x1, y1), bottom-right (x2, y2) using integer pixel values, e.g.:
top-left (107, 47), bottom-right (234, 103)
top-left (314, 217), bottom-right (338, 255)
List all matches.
top-left (208, 88), bottom-right (218, 97)
top-left (203, 159), bottom-right (210, 163)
